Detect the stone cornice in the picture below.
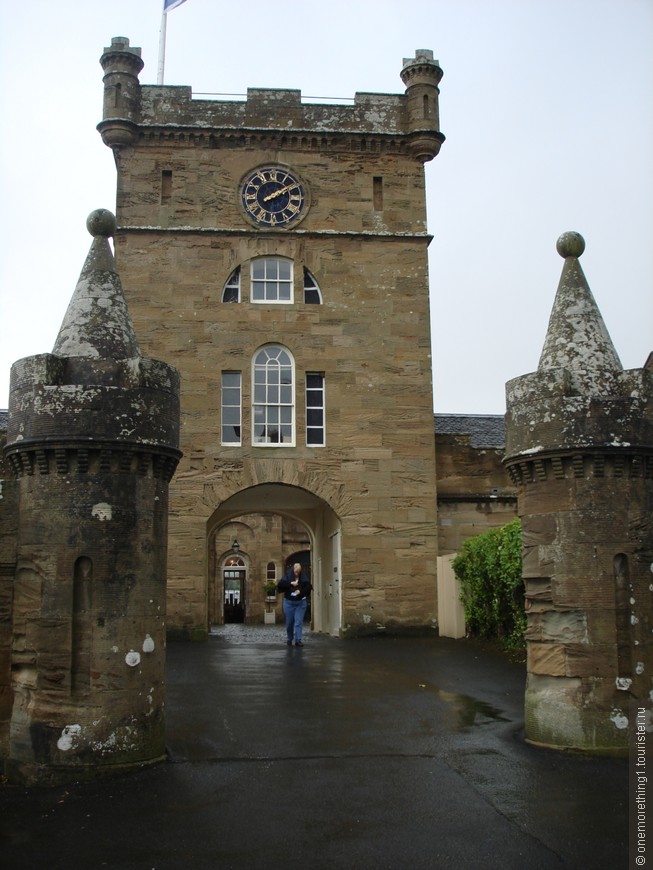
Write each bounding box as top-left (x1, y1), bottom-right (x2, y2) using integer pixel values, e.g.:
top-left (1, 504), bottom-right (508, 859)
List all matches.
top-left (115, 225), bottom-right (433, 243)
top-left (131, 125), bottom-right (438, 156)
top-left (5, 440), bottom-right (181, 482)
top-left (504, 447), bottom-right (653, 486)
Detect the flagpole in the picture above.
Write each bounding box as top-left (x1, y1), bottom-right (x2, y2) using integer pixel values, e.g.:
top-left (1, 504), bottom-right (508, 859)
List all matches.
top-left (157, 10), bottom-right (167, 85)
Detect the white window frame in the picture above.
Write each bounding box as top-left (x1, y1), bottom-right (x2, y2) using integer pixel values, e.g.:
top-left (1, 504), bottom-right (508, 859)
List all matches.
top-left (305, 372), bottom-right (326, 446)
top-left (221, 371), bottom-right (242, 445)
top-left (251, 345), bottom-right (295, 446)
top-left (250, 257), bottom-right (293, 304)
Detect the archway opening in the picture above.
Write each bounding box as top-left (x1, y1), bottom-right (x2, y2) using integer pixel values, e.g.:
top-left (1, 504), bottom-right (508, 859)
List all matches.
top-left (206, 483), bottom-right (342, 637)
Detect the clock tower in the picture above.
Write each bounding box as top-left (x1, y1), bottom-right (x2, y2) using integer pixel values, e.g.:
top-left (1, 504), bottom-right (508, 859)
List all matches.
top-left (98, 37), bottom-right (444, 638)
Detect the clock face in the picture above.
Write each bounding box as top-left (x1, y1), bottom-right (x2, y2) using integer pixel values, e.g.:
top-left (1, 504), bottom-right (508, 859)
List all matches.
top-left (241, 166), bottom-right (306, 227)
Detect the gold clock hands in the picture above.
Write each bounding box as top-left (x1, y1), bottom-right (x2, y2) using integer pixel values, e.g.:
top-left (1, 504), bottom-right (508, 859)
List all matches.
top-left (263, 183), bottom-right (299, 202)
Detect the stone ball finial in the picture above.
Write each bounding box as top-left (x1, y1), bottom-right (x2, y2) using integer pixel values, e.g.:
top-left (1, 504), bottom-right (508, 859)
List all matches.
top-left (86, 209), bottom-right (117, 238)
top-left (556, 231), bottom-right (585, 258)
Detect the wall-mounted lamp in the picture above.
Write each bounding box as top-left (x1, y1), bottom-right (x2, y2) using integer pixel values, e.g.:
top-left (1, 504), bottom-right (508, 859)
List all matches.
top-left (232, 538), bottom-right (240, 554)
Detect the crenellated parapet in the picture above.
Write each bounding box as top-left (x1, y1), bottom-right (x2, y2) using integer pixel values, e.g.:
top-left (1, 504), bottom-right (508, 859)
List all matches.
top-left (97, 38), bottom-right (445, 163)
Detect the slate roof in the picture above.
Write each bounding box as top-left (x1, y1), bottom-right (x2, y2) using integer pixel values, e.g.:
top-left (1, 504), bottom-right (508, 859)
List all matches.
top-left (434, 414), bottom-right (505, 448)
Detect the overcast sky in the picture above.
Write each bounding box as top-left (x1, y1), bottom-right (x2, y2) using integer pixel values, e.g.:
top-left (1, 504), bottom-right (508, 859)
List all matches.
top-left (0, 0), bottom-right (651, 413)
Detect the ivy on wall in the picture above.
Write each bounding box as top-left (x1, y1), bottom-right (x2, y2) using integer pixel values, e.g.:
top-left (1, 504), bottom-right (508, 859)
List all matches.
top-left (452, 518), bottom-right (525, 650)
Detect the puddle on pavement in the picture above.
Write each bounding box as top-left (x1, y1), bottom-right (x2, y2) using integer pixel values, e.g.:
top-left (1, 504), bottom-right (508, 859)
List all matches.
top-left (435, 689), bottom-right (509, 731)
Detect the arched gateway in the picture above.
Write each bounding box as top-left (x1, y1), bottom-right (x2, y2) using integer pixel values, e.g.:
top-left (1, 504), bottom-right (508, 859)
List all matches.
top-left (206, 484), bottom-right (342, 636)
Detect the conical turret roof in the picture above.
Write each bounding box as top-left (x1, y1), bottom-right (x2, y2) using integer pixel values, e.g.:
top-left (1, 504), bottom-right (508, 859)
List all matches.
top-left (538, 231), bottom-right (622, 394)
top-left (52, 209), bottom-right (140, 360)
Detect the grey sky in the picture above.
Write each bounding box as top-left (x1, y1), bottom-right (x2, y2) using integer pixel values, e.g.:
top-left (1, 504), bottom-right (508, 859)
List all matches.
top-left (1, 0), bottom-right (651, 413)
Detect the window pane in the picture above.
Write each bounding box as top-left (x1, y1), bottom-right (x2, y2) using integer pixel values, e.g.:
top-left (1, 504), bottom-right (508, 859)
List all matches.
top-left (307, 408), bottom-right (323, 426)
top-left (223, 371), bottom-right (240, 387)
top-left (222, 388), bottom-right (240, 405)
top-left (280, 385), bottom-right (292, 404)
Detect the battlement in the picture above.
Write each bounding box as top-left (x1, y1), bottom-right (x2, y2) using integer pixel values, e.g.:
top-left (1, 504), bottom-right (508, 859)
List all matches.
top-left (98, 38), bottom-right (444, 160)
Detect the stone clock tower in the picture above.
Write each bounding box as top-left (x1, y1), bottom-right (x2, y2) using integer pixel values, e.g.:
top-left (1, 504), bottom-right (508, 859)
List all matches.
top-left (98, 37), bottom-right (444, 638)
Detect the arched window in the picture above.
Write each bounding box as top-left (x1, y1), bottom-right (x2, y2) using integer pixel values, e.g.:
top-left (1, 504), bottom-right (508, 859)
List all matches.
top-left (251, 257), bottom-right (292, 303)
top-left (221, 267), bottom-right (241, 302)
top-left (303, 268), bottom-right (323, 304)
top-left (252, 345), bottom-right (294, 445)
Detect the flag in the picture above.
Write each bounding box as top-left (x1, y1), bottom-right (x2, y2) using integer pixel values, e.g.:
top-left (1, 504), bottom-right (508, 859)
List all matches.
top-left (164, 0), bottom-right (187, 12)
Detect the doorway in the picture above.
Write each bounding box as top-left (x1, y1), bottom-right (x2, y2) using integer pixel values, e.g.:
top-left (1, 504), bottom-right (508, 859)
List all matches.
top-left (223, 556), bottom-right (246, 623)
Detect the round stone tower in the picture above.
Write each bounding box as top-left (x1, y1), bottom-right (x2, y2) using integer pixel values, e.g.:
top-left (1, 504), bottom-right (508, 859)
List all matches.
top-left (504, 232), bottom-right (653, 754)
top-left (400, 49), bottom-right (445, 162)
top-left (4, 210), bottom-right (181, 784)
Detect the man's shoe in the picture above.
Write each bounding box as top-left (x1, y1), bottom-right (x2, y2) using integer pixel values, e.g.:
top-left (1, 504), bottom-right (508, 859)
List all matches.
top-left (295, 641), bottom-right (304, 647)
top-left (286, 640), bottom-right (292, 646)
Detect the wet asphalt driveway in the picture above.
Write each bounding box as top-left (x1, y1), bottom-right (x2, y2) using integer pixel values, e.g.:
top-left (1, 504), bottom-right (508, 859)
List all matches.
top-left (0, 627), bottom-right (627, 869)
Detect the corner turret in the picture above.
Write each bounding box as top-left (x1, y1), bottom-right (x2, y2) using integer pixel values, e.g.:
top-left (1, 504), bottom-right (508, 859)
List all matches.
top-left (97, 37), bottom-right (144, 149)
top-left (400, 49), bottom-right (445, 162)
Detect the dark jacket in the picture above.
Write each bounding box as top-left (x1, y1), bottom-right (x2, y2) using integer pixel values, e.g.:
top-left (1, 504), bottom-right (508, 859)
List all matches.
top-left (277, 567), bottom-right (312, 601)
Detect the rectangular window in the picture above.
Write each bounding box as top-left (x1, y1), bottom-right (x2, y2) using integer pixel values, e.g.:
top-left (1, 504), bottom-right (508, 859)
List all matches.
top-left (251, 258), bottom-right (293, 303)
top-left (221, 371), bottom-right (241, 445)
top-left (306, 373), bottom-right (325, 446)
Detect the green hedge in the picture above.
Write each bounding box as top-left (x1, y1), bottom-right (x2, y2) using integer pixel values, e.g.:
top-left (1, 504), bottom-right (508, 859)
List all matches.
top-left (452, 518), bottom-right (525, 650)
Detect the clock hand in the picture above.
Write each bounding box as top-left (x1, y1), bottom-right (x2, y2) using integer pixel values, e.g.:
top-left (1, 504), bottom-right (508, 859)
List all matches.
top-left (263, 183), bottom-right (298, 202)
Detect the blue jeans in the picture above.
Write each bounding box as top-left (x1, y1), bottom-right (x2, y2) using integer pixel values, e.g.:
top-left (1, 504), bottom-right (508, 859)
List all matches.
top-left (284, 598), bottom-right (307, 643)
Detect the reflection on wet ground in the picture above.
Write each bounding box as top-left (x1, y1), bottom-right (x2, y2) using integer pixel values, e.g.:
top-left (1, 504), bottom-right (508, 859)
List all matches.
top-left (0, 625), bottom-right (627, 869)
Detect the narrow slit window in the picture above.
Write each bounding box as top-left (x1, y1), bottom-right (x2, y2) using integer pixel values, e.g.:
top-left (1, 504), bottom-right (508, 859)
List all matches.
top-left (373, 177), bottom-right (383, 211)
top-left (71, 556), bottom-right (93, 695)
top-left (306, 372), bottom-right (325, 446)
top-left (161, 169), bottom-right (172, 205)
top-left (423, 94), bottom-right (430, 118)
top-left (221, 371), bottom-right (242, 445)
